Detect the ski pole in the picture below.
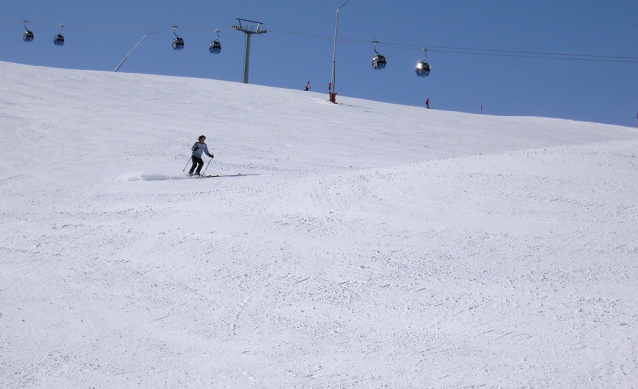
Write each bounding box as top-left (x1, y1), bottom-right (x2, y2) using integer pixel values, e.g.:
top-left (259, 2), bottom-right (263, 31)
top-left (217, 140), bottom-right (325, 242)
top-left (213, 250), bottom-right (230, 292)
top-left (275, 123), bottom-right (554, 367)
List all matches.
top-left (182, 156), bottom-right (192, 172)
top-left (202, 155), bottom-right (213, 175)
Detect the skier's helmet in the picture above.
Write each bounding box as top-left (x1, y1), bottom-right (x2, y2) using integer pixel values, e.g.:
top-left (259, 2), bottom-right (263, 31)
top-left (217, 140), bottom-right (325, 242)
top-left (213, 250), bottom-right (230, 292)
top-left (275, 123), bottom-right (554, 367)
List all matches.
top-left (198, 135), bottom-right (206, 141)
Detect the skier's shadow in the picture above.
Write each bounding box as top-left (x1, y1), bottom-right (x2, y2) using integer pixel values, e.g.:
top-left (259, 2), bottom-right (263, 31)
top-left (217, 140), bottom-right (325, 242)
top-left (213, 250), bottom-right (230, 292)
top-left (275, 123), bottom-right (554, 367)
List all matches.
top-left (216, 173), bottom-right (260, 178)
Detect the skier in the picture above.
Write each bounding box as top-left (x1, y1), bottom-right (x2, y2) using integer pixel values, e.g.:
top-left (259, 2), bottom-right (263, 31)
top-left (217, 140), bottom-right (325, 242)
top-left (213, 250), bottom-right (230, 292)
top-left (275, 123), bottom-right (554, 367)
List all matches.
top-left (305, 81), bottom-right (311, 91)
top-left (425, 98), bottom-right (430, 109)
top-left (189, 135), bottom-right (214, 176)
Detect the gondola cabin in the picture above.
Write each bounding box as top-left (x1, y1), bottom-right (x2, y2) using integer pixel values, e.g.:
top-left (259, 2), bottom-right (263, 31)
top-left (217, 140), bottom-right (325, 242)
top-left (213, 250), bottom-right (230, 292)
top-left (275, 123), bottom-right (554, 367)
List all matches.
top-left (23, 29), bottom-right (34, 42)
top-left (209, 29), bottom-right (221, 54)
top-left (372, 54), bottom-right (386, 69)
top-left (416, 48), bottom-right (431, 77)
top-left (54, 24), bottom-right (64, 46)
top-left (416, 61), bottom-right (430, 77)
top-left (171, 25), bottom-right (184, 50)
top-left (53, 33), bottom-right (64, 46)
top-left (371, 40), bottom-right (386, 70)
top-left (172, 37), bottom-right (184, 50)
top-left (23, 20), bottom-right (34, 42)
top-left (209, 40), bottom-right (221, 54)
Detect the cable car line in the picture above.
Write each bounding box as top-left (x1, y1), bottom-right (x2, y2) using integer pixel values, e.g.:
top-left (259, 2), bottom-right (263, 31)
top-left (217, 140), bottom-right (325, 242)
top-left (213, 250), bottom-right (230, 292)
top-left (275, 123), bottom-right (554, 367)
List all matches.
top-left (410, 49), bottom-right (638, 64)
top-left (377, 41), bottom-right (638, 63)
top-left (267, 28), bottom-right (638, 64)
top-left (1, 18), bottom-right (227, 32)
top-left (4, 18), bottom-right (637, 64)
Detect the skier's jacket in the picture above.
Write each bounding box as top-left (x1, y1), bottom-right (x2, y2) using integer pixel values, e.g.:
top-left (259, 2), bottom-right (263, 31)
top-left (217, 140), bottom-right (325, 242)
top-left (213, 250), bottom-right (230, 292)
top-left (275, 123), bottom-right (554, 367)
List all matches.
top-left (192, 142), bottom-right (213, 158)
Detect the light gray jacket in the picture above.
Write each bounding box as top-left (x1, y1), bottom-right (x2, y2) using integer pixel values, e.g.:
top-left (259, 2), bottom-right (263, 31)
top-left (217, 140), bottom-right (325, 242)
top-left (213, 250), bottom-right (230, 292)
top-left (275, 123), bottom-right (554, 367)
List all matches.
top-left (191, 142), bottom-right (213, 158)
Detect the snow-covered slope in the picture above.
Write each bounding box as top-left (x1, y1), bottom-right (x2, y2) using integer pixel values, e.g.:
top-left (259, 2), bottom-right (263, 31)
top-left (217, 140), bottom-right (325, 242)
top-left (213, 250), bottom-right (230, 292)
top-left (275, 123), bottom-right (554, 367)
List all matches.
top-left (1, 61), bottom-right (637, 388)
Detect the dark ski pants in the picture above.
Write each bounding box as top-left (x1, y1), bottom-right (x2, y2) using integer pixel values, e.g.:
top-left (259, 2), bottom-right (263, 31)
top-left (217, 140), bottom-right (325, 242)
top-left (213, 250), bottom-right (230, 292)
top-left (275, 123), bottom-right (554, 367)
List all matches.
top-left (189, 156), bottom-right (204, 175)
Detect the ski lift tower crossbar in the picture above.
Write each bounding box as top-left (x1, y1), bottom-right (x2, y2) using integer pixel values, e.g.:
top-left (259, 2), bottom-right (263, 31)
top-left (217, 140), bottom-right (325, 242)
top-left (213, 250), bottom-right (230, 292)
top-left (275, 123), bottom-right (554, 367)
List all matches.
top-left (232, 18), bottom-right (267, 84)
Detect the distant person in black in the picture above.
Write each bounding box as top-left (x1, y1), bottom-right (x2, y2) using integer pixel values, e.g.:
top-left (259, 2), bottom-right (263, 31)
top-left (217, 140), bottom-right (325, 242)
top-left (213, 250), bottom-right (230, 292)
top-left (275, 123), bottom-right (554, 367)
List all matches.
top-left (189, 135), bottom-right (214, 176)
top-left (305, 81), bottom-right (311, 91)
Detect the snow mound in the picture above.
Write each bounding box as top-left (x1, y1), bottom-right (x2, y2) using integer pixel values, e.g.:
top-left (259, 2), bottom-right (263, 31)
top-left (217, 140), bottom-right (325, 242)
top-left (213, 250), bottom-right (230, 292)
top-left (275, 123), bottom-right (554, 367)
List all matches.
top-left (119, 173), bottom-right (189, 181)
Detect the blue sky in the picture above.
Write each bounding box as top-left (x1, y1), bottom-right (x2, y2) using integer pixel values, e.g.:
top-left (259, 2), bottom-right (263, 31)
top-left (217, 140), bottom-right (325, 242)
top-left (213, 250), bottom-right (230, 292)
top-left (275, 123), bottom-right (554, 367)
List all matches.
top-left (2, 1), bottom-right (637, 127)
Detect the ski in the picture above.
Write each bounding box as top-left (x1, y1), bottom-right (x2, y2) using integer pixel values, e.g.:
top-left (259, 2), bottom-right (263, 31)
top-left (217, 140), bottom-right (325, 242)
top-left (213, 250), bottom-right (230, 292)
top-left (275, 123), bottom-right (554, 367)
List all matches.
top-left (187, 174), bottom-right (219, 178)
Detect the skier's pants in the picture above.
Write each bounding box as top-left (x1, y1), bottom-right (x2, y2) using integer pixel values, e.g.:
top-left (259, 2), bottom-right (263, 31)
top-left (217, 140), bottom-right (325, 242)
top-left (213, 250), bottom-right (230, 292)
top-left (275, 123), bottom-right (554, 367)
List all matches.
top-left (189, 156), bottom-right (204, 174)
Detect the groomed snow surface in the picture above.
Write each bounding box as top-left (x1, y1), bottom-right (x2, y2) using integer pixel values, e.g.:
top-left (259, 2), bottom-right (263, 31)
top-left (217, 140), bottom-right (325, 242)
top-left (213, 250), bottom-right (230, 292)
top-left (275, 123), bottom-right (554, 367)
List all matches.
top-left (1, 61), bottom-right (638, 388)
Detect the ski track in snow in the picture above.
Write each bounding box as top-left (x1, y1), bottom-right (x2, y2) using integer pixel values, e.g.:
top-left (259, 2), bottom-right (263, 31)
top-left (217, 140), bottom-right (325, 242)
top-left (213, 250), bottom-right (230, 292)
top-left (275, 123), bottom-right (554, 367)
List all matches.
top-left (1, 61), bottom-right (638, 388)
top-left (118, 173), bottom-right (253, 181)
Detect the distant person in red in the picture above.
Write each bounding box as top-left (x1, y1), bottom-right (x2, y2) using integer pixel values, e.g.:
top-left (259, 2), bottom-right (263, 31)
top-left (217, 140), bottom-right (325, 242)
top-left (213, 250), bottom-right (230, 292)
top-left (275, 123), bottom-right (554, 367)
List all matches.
top-left (328, 82), bottom-right (337, 103)
top-left (425, 98), bottom-right (430, 109)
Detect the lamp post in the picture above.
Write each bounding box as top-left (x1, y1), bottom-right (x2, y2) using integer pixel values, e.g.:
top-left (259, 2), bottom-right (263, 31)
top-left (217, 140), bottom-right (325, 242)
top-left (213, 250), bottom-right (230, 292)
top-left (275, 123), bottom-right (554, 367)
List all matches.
top-left (330, 0), bottom-right (353, 103)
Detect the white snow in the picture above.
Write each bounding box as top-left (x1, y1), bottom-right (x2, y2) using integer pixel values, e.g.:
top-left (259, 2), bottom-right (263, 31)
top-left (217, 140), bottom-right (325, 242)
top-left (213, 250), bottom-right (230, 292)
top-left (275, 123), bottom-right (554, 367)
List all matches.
top-left (1, 60), bottom-right (638, 388)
